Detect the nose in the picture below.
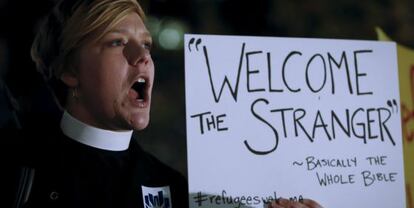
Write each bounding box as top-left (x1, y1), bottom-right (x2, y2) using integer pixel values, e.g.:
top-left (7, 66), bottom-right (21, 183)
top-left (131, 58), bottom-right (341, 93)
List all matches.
top-left (124, 42), bottom-right (150, 67)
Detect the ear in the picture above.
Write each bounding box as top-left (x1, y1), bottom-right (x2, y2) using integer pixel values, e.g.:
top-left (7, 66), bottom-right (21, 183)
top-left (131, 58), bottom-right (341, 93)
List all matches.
top-left (61, 72), bottom-right (79, 87)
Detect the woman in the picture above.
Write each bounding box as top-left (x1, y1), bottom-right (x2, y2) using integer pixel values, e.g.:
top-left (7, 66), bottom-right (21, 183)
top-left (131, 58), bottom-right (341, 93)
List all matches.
top-left (14, 0), bottom-right (187, 207)
top-left (10, 0), bottom-right (322, 207)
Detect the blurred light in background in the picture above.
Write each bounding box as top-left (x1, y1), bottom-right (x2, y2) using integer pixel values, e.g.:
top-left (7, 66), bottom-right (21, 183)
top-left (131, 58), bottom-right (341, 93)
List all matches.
top-left (147, 16), bottom-right (188, 50)
top-left (146, 16), bottom-right (161, 37)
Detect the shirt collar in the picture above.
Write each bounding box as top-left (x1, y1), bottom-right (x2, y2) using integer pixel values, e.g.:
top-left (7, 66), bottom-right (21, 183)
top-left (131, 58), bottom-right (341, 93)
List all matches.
top-left (60, 111), bottom-right (133, 151)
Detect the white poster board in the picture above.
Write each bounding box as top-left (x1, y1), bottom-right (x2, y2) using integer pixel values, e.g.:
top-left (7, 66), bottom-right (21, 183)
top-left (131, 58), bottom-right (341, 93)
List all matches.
top-left (184, 34), bottom-right (406, 208)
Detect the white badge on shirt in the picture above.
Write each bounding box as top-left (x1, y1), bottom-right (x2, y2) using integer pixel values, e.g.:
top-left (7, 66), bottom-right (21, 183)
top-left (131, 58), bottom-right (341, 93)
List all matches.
top-left (142, 185), bottom-right (172, 208)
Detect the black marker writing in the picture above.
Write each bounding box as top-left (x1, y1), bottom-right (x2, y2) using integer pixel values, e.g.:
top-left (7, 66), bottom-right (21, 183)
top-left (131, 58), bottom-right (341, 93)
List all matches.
top-left (328, 51), bottom-right (353, 94)
top-left (191, 111), bottom-right (229, 134)
top-left (244, 98), bottom-right (279, 155)
top-left (361, 171), bottom-right (397, 186)
top-left (192, 190), bottom-right (303, 208)
top-left (306, 156), bottom-right (357, 171)
top-left (354, 50), bottom-right (374, 96)
top-left (316, 172), bottom-right (356, 186)
top-left (366, 155), bottom-right (387, 166)
top-left (243, 100), bottom-right (395, 155)
top-left (202, 44), bottom-right (374, 103)
top-left (202, 43), bottom-right (245, 103)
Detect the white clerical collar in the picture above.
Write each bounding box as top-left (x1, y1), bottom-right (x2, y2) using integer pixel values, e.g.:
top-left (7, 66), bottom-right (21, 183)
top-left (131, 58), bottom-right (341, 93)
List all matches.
top-left (60, 111), bottom-right (133, 151)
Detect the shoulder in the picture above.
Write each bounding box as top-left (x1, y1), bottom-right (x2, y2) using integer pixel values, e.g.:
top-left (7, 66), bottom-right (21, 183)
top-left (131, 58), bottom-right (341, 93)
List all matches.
top-left (0, 124), bottom-right (62, 167)
top-left (0, 127), bottom-right (60, 208)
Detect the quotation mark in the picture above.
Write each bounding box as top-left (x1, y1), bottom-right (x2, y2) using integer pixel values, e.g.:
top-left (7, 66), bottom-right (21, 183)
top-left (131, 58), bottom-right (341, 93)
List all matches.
top-left (188, 37), bottom-right (202, 52)
top-left (387, 99), bottom-right (398, 113)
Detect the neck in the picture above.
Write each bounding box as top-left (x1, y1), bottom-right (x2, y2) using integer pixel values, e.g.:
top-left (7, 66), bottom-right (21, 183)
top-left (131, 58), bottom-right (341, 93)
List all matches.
top-left (60, 111), bottom-right (133, 151)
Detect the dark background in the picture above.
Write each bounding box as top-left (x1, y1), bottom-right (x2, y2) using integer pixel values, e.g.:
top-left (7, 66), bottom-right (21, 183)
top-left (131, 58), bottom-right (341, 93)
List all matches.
top-left (0, 0), bottom-right (413, 178)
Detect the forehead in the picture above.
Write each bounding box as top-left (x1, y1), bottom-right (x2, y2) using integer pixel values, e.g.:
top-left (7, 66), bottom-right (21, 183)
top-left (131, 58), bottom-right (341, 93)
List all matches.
top-left (108, 13), bottom-right (150, 37)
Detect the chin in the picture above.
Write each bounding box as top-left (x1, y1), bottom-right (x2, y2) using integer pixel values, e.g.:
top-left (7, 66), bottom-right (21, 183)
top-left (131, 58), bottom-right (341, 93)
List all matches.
top-left (133, 123), bottom-right (149, 131)
top-left (130, 115), bottom-right (150, 130)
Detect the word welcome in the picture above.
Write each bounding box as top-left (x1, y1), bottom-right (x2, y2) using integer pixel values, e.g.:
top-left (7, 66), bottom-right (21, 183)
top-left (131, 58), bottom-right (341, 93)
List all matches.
top-left (202, 43), bottom-right (373, 103)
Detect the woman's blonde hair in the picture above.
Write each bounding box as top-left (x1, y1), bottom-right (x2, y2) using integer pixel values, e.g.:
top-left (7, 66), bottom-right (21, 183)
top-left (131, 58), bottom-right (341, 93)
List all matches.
top-left (31, 0), bottom-right (145, 107)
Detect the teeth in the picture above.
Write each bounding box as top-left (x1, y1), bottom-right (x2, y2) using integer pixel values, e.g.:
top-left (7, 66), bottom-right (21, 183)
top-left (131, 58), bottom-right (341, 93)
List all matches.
top-left (132, 78), bottom-right (147, 101)
top-left (138, 78), bottom-right (145, 83)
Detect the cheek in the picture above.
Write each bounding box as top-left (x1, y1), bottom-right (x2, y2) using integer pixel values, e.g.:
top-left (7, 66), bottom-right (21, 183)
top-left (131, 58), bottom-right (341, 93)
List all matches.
top-left (78, 61), bottom-right (99, 93)
top-left (149, 59), bottom-right (155, 81)
top-left (81, 52), bottom-right (126, 82)
top-left (79, 59), bottom-right (127, 102)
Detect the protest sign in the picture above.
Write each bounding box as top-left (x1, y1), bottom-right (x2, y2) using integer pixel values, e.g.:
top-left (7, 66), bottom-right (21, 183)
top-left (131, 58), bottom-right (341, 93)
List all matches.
top-left (185, 34), bottom-right (406, 208)
top-left (377, 27), bottom-right (414, 208)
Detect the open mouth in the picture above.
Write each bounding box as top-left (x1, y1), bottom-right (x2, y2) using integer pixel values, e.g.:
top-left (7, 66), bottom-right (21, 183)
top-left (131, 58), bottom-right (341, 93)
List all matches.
top-left (131, 77), bottom-right (147, 102)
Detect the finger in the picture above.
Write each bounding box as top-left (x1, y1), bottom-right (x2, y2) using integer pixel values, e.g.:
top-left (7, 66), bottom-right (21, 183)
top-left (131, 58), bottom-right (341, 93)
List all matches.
top-left (276, 198), bottom-right (291, 207)
top-left (288, 201), bottom-right (308, 208)
top-left (276, 198), bottom-right (307, 208)
top-left (267, 201), bottom-right (284, 208)
top-left (301, 199), bottom-right (323, 208)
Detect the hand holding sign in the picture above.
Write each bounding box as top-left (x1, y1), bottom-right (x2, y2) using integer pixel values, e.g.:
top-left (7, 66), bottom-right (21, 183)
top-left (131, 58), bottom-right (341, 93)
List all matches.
top-left (268, 198), bottom-right (323, 208)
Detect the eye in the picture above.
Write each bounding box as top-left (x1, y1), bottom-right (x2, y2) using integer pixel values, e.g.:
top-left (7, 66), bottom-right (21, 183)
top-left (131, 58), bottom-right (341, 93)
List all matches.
top-left (142, 40), bottom-right (152, 51)
top-left (142, 41), bottom-right (152, 51)
top-left (109, 39), bottom-right (126, 47)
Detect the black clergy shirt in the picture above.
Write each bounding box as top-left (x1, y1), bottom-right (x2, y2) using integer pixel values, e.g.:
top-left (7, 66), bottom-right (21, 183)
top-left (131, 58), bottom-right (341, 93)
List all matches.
top-left (3, 112), bottom-right (188, 208)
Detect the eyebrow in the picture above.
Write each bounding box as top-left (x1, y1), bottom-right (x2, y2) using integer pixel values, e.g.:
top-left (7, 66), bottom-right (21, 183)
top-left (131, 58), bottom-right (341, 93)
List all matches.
top-left (107, 28), bottom-right (151, 40)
